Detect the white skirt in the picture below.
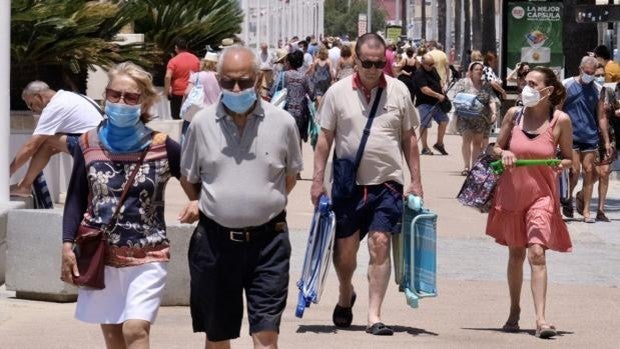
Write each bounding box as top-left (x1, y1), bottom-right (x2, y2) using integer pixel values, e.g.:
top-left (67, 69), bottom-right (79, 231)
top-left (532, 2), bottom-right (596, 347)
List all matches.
top-left (75, 262), bottom-right (168, 324)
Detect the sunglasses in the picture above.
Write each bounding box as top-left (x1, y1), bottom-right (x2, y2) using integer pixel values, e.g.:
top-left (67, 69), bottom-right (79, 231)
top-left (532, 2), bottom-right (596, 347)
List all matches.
top-left (219, 77), bottom-right (256, 90)
top-left (105, 88), bottom-right (141, 105)
top-left (359, 60), bottom-right (387, 69)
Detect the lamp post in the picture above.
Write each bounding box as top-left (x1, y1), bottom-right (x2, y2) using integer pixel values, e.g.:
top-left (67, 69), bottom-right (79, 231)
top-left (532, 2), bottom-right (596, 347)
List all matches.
top-left (0, 0), bottom-right (8, 200)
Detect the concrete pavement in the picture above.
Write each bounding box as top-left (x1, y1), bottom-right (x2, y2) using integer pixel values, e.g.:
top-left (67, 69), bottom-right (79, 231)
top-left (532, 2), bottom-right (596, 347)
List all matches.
top-left (1, 129), bottom-right (619, 348)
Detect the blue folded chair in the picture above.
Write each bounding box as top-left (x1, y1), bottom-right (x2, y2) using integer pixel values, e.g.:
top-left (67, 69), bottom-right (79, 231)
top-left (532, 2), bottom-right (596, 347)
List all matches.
top-left (295, 195), bottom-right (336, 318)
top-left (393, 195), bottom-right (437, 308)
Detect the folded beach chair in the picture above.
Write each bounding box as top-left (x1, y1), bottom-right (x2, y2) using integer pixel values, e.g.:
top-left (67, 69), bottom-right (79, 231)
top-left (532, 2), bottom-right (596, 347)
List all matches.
top-left (393, 195), bottom-right (437, 309)
top-left (295, 195), bottom-right (336, 318)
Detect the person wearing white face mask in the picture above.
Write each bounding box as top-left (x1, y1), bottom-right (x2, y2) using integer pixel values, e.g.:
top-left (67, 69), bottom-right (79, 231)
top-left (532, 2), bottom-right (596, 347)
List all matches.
top-left (560, 56), bottom-right (611, 222)
top-left (487, 66), bottom-right (573, 339)
top-left (178, 46), bottom-right (303, 348)
top-left (61, 62), bottom-right (187, 348)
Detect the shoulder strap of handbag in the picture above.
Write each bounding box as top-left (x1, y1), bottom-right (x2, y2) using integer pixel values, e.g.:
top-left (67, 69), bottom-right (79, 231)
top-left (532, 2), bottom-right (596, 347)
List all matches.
top-left (109, 146), bottom-right (150, 223)
top-left (353, 87), bottom-right (384, 170)
top-left (71, 91), bottom-right (105, 116)
top-left (503, 106), bottom-right (524, 150)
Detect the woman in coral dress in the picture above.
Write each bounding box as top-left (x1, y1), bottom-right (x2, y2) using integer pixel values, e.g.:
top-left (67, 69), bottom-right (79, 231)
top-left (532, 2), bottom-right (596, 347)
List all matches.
top-left (486, 66), bottom-right (573, 339)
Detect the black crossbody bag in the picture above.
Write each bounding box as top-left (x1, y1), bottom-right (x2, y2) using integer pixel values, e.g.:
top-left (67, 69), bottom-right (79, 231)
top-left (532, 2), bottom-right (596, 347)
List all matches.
top-left (331, 88), bottom-right (384, 200)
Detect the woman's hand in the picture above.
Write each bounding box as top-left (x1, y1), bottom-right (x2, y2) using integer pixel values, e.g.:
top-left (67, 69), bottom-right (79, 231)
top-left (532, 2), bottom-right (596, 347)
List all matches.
top-left (500, 149), bottom-right (517, 169)
top-left (555, 158), bottom-right (572, 173)
top-left (60, 243), bottom-right (79, 285)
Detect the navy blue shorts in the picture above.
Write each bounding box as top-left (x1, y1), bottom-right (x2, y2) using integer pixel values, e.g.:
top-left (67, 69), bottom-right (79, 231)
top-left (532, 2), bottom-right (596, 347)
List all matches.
top-left (572, 140), bottom-right (598, 152)
top-left (332, 181), bottom-right (404, 239)
top-left (188, 211), bottom-right (291, 341)
top-left (65, 134), bottom-right (81, 156)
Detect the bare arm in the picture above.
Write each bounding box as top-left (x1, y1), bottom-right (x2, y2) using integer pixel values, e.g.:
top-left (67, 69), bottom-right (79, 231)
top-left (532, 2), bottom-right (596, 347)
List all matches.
top-left (598, 96), bottom-right (611, 157)
top-left (164, 68), bottom-right (173, 97)
top-left (310, 128), bottom-right (334, 205)
top-left (10, 135), bottom-right (48, 176)
top-left (177, 176), bottom-right (201, 223)
top-left (285, 175), bottom-right (297, 194)
top-left (493, 107), bottom-right (518, 167)
top-left (420, 86), bottom-right (445, 101)
top-left (401, 128), bottom-right (424, 198)
top-left (556, 112), bottom-right (573, 169)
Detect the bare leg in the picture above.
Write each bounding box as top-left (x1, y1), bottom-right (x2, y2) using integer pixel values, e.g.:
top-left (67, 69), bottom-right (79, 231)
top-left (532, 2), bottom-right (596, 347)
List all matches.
top-left (122, 319), bottom-right (150, 349)
top-left (596, 164), bottom-right (610, 213)
top-left (568, 149), bottom-right (581, 201)
top-left (252, 331), bottom-right (278, 349)
top-left (101, 324), bottom-right (126, 349)
top-left (580, 152), bottom-right (596, 219)
top-left (505, 247), bottom-right (526, 330)
top-left (333, 232), bottom-right (360, 308)
top-left (528, 244), bottom-right (550, 329)
top-left (420, 128), bottom-right (430, 149)
top-left (436, 121), bottom-right (448, 145)
top-left (471, 132), bottom-right (485, 165)
top-left (12, 135), bottom-right (67, 196)
top-left (205, 337), bottom-right (231, 349)
top-left (461, 131), bottom-right (473, 170)
top-left (366, 231), bottom-right (391, 326)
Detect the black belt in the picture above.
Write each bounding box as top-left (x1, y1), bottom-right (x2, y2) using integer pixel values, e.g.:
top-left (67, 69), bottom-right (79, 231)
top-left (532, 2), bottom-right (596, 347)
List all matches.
top-left (200, 211), bottom-right (287, 242)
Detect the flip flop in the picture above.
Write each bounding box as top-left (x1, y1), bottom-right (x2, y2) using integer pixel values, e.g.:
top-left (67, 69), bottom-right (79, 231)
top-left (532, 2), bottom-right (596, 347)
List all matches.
top-left (535, 324), bottom-right (557, 339)
top-left (365, 322), bottom-right (394, 336)
top-left (584, 216), bottom-right (596, 223)
top-left (596, 211), bottom-right (610, 222)
top-left (332, 292), bottom-right (356, 328)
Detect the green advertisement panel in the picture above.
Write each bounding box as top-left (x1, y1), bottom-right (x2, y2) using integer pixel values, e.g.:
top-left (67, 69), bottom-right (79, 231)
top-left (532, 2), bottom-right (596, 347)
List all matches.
top-left (506, 2), bottom-right (564, 81)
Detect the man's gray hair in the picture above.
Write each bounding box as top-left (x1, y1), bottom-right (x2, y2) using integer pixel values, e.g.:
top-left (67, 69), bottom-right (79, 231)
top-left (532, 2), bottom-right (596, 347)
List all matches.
top-left (22, 80), bottom-right (51, 99)
top-left (580, 55), bottom-right (598, 68)
top-left (216, 46), bottom-right (260, 75)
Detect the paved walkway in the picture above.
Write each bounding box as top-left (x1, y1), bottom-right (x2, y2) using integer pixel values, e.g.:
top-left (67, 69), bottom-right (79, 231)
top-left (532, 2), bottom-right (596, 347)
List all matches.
top-left (1, 129), bottom-right (619, 348)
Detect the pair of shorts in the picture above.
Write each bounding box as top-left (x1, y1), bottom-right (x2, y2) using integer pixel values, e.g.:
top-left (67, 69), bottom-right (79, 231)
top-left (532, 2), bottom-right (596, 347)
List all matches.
top-left (65, 133), bottom-right (81, 156)
top-left (75, 262), bottom-right (168, 324)
top-left (418, 103), bottom-right (449, 128)
top-left (572, 140), bottom-right (598, 152)
top-left (332, 181), bottom-right (404, 239)
top-left (188, 213), bottom-right (291, 342)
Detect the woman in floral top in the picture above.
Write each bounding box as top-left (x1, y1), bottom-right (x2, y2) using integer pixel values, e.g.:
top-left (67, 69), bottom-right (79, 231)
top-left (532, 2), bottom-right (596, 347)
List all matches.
top-left (61, 62), bottom-right (185, 348)
top-left (453, 62), bottom-right (499, 175)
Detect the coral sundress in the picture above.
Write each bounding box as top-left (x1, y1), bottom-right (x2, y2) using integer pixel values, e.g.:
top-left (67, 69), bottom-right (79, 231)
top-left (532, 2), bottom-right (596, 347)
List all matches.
top-left (486, 111), bottom-right (572, 252)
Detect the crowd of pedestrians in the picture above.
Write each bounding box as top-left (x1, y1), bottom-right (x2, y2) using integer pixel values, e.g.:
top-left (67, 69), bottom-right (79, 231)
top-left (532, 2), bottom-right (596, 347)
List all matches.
top-left (8, 30), bottom-right (619, 348)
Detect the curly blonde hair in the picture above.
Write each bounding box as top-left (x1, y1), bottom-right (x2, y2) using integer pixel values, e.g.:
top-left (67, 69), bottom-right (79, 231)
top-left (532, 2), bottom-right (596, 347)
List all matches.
top-left (106, 61), bottom-right (159, 123)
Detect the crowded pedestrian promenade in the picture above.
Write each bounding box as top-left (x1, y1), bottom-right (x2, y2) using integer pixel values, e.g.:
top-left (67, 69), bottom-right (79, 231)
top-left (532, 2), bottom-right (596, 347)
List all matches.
top-left (3, 32), bottom-right (620, 349)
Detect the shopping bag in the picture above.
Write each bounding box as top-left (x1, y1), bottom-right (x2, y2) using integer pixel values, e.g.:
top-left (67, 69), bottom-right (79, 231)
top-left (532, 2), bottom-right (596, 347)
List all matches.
top-left (456, 152), bottom-right (500, 212)
top-left (180, 73), bottom-right (205, 122)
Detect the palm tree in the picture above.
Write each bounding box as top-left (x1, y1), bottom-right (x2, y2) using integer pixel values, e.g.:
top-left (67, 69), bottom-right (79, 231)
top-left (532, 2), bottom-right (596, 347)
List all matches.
top-left (471, 0), bottom-right (482, 50)
top-left (420, 0), bottom-right (426, 39)
top-left (454, 0), bottom-right (462, 61)
top-left (132, 0), bottom-right (243, 85)
top-left (437, 0), bottom-right (446, 48)
top-left (11, 0), bottom-right (157, 109)
top-left (481, 0), bottom-right (496, 54)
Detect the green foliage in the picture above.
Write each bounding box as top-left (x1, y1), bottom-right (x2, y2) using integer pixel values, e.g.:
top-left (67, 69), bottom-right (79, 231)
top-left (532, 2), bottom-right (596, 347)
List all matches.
top-left (324, 0), bottom-right (386, 38)
top-left (133, 0), bottom-right (244, 60)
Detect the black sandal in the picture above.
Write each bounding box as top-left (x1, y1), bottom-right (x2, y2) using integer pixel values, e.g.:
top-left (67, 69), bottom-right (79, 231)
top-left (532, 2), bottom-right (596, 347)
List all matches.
top-left (365, 322), bottom-right (394, 336)
top-left (332, 292), bottom-right (356, 328)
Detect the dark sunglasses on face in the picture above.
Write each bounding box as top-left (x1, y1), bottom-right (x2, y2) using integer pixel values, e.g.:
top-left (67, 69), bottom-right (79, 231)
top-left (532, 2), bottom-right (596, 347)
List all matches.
top-left (105, 88), bottom-right (141, 105)
top-left (359, 60), bottom-right (387, 69)
top-left (219, 77), bottom-right (256, 90)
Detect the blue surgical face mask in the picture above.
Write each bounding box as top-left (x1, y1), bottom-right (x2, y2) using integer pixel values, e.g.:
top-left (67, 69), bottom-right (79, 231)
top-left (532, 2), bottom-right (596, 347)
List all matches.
top-left (581, 73), bottom-right (595, 84)
top-left (221, 88), bottom-right (257, 114)
top-left (105, 102), bottom-right (141, 127)
top-left (595, 76), bottom-right (605, 85)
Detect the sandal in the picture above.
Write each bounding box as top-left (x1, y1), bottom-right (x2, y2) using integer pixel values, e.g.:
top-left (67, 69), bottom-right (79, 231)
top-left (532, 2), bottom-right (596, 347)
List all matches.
top-left (502, 321), bottom-right (520, 333)
top-left (535, 323), bottom-right (557, 339)
top-left (561, 198), bottom-right (574, 218)
top-left (596, 211), bottom-right (610, 222)
top-left (584, 216), bottom-right (596, 224)
top-left (332, 292), bottom-right (356, 328)
top-left (365, 322), bottom-right (394, 336)
top-left (461, 169), bottom-right (469, 176)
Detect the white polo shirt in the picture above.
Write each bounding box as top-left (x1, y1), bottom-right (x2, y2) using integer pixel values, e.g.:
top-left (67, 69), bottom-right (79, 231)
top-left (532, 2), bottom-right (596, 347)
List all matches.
top-left (34, 90), bottom-right (103, 136)
top-left (318, 74), bottom-right (419, 185)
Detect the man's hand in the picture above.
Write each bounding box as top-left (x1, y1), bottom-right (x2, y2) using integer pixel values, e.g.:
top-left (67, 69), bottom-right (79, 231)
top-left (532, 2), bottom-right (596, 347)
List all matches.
top-left (60, 243), bottom-right (79, 285)
top-left (310, 180), bottom-right (326, 206)
top-left (404, 182), bottom-right (423, 199)
top-left (178, 200), bottom-right (199, 224)
top-left (437, 94), bottom-right (446, 102)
